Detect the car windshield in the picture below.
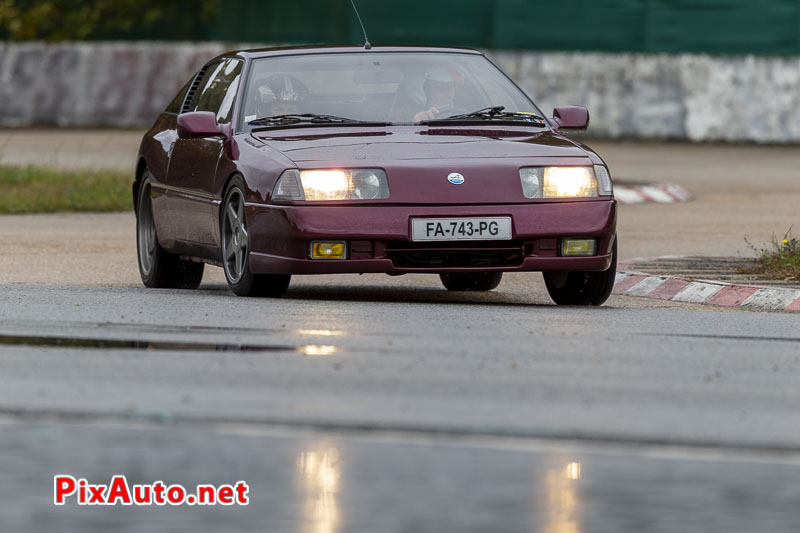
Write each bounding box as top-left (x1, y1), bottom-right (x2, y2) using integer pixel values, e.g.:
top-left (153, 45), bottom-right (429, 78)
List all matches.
top-left (240, 51), bottom-right (543, 131)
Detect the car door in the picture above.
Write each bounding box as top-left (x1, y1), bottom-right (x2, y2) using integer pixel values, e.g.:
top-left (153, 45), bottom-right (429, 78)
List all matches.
top-left (166, 58), bottom-right (243, 246)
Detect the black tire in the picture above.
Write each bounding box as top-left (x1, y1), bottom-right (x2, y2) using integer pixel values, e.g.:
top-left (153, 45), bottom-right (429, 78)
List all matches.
top-left (543, 237), bottom-right (617, 306)
top-left (439, 272), bottom-right (503, 291)
top-left (136, 172), bottom-right (204, 289)
top-left (221, 176), bottom-right (291, 297)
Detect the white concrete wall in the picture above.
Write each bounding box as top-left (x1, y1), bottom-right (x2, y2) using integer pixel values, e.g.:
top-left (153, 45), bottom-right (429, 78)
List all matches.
top-left (489, 51), bottom-right (800, 143)
top-left (0, 42), bottom-right (226, 128)
top-left (1, 42), bottom-right (798, 142)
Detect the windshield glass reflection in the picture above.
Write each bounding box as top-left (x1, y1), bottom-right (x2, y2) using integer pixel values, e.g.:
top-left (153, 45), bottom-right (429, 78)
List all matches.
top-left (242, 52), bottom-right (542, 129)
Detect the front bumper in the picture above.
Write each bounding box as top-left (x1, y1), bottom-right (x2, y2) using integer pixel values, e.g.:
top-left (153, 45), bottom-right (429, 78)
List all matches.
top-left (246, 200), bottom-right (616, 275)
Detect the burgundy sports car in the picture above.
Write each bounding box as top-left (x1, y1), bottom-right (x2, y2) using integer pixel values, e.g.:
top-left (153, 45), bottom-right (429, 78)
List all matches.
top-left (134, 45), bottom-right (617, 305)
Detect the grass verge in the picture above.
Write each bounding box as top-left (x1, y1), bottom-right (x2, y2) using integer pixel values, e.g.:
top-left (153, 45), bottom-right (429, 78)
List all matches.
top-left (743, 229), bottom-right (800, 281)
top-left (0, 165), bottom-right (132, 214)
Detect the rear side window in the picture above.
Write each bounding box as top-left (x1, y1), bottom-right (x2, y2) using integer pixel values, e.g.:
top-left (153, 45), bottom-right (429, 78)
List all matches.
top-left (164, 77), bottom-right (192, 114)
top-left (187, 59), bottom-right (243, 124)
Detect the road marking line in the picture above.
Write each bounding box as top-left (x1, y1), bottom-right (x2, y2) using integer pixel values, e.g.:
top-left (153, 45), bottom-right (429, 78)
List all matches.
top-left (640, 186), bottom-right (675, 203)
top-left (614, 183), bottom-right (693, 205)
top-left (665, 184), bottom-right (693, 202)
top-left (624, 276), bottom-right (668, 296)
top-left (705, 285), bottom-right (760, 307)
top-left (614, 272), bottom-right (633, 284)
top-left (671, 282), bottom-right (725, 303)
top-left (742, 288), bottom-right (800, 310)
top-left (612, 274), bottom-right (647, 294)
top-left (647, 278), bottom-right (692, 300)
top-left (613, 188), bottom-right (646, 204)
top-left (614, 262), bottom-right (799, 312)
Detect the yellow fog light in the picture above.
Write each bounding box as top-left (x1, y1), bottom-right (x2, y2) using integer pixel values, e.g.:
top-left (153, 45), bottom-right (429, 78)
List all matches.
top-left (310, 241), bottom-right (347, 259)
top-left (561, 238), bottom-right (596, 257)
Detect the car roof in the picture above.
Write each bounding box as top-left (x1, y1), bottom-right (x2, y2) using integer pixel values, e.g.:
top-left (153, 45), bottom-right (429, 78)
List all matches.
top-left (216, 44), bottom-right (484, 61)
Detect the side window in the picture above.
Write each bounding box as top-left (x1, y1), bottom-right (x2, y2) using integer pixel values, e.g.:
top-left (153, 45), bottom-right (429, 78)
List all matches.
top-left (188, 59), bottom-right (243, 124)
top-left (165, 77), bottom-right (192, 114)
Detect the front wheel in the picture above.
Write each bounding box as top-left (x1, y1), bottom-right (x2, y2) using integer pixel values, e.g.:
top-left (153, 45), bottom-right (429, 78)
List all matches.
top-left (136, 172), bottom-right (204, 289)
top-left (543, 237), bottom-right (617, 306)
top-left (440, 272), bottom-right (503, 291)
top-left (221, 176), bottom-right (290, 297)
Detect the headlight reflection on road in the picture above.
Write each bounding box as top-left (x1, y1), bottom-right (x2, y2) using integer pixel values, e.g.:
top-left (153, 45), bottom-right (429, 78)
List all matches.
top-left (299, 345), bottom-right (338, 356)
top-left (565, 462), bottom-right (581, 480)
top-left (295, 329), bottom-right (345, 337)
top-left (543, 461), bottom-right (582, 533)
top-left (297, 447), bottom-right (341, 533)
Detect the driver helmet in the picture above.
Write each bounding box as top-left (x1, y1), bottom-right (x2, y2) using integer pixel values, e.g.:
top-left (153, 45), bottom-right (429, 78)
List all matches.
top-left (422, 68), bottom-right (460, 111)
top-left (425, 68), bottom-right (458, 85)
top-left (254, 74), bottom-right (308, 117)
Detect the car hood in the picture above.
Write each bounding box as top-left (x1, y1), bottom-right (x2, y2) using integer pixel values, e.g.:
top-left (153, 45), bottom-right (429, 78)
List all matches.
top-left (251, 126), bottom-right (589, 162)
top-left (249, 126), bottom-right (596, 205)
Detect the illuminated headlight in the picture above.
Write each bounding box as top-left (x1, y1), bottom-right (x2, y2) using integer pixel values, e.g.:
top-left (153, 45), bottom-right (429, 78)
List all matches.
top-left (273, 169), bottom-right (389, 201)
top-left (519, 167), bottom-right (603, 198)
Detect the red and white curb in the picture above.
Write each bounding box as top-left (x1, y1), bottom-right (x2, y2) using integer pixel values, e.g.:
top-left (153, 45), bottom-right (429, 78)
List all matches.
top-left (613, 272), bottom-right (800, 312)
top-left (614, 183), bottom-right (693, 204)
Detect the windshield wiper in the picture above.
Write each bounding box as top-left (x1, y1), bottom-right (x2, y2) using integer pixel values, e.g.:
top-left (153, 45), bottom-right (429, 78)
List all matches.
top-left (447, 106), bottom-right (508, 119)
top-left (249, 113), bottom-right (387, 127)
top-left (421, 106), bottom-right (546, 126)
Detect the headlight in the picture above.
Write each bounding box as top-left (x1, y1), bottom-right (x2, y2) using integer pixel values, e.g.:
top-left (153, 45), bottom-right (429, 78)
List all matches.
top-left (519, 166), bottom-right (607, 198)
top-left (544, 167), bottom-right (597, 198)
top-left (272, 169), bottom-right (389, 201)
top-left (593, 164), bottom-right (613, 195)
top-left (519, 168), bottom-right (542, 198)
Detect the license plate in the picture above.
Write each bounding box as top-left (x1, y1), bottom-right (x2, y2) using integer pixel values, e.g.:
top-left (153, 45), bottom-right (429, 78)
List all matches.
top-left (411, 217), bottom-right (512, 241)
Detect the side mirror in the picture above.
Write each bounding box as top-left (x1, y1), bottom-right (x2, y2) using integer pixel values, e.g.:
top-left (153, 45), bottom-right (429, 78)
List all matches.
top-left (552, 106), bottom-right (589, 130)
top-left (177, 111), bottom-right (222, 138)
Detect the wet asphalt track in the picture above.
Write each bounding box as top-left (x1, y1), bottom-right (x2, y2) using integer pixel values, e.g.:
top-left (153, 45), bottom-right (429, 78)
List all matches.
top-left (5, 133), bottom-right (800, 530)
top-left (1, 279), bottom-right (800, 532)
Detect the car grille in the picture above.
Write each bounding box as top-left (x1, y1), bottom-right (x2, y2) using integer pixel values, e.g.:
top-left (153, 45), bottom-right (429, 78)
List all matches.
top-left (385, 241), bottom-right (524, 268)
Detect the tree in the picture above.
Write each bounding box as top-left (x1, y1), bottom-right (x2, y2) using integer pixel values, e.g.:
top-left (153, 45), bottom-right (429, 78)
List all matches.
top-left (0, 0), bottom-right (219, 41)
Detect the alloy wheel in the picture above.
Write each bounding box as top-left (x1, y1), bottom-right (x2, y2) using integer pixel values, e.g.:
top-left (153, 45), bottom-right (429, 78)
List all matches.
top-left (222, 187), bottom-right (249, 283)
top-left (137, 182), bottom-right (157, 276)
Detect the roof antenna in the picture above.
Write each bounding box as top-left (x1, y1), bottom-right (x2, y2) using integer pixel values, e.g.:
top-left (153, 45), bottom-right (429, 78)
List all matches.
top-left (349, 0), bottom-right (372, 50)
